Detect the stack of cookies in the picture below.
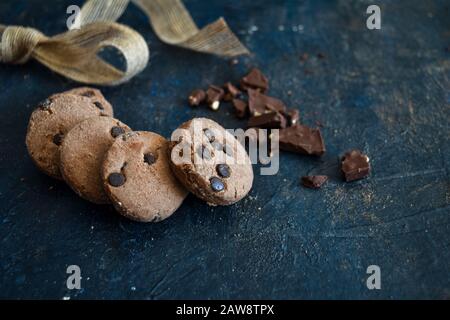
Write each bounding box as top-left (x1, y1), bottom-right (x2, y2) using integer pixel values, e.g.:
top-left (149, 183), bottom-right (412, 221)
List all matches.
top-left (26, 88), bottom-right (253, 222)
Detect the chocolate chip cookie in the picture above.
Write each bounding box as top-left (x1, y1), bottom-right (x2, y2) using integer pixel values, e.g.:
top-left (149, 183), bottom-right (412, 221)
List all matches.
top-left (169, 118), bottom-right (253, 206)
top-left (26, 94), bottom-right (106, 179)
top-left (54, 87), bottom-right (114, 117)
top-left (102, 131), bottom-right (188, 222)
top-left (60, 117), bottom-right (131, 204)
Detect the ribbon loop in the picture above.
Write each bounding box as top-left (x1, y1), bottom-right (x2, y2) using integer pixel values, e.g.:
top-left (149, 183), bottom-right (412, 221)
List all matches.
top-left (1, 26), bottom-right (45, 64)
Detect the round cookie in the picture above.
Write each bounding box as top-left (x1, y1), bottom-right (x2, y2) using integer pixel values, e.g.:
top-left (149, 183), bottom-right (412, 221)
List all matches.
top-left (53, 87), bottom-right (114, 117)
top-left (102, 131), bottom-right (188, 222)
top-left (169, 118), bottom-right (253, 206)
top-left (26, 94), bottom-right (106, 179)
top-left (60, 117), bottom-right (131, 204)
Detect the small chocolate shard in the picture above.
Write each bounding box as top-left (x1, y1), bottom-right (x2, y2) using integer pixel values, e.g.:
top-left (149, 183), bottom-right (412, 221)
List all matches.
top-left (341, 150), bottom-right (370, 182)
top-left (232, 99), bottom-right (248, 118)
top-left (279, 124), bottom-right (325, 156)
top-left (206, 85), bottom-right (224, 110)
top-left (223, 82), bottom-right (242, 101)
top-left (248, 111), bottom-right (287, 129)
top-left (281, 109), bottom-right (300, 126)
top-left (248, 89), bottom-right (286, 116)
top-left (240, 68), bottom-right (269, 93)
top-left (188, 89), bottom-right (206, 106)
top-left (302, 175), bottom-right (328, 189)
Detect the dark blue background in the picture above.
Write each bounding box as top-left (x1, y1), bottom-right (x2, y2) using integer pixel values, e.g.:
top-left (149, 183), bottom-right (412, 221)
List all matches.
top-left (0, 0), bottom-right (449, 299)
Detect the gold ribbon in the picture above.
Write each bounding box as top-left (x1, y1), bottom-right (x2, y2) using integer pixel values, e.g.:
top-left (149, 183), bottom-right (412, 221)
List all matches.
top-left (0, 0), bottom-right (249, 86)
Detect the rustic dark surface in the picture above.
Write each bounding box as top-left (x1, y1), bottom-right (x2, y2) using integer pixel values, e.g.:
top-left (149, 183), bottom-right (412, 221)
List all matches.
top-left (0, 0), bottom-right (449, 299)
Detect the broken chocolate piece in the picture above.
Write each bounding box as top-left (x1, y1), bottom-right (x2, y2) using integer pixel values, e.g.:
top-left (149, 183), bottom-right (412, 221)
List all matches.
top-left (279, 124), bottom-right (325, 156)
top-left (223, 82), bottom-right (242, 101)
top-left (341, 150), bottom-right (370, 182)
top-left (302, 175), bottom-right (328, 189)
top-left (248, 89), bottom-right (286, 116)
top-left (240, 68), bottom-right (269, 93)
top-left (188, 89), bottom-right (206, 106)
top-left (248, 112), bottom-right (287, 129)
top-left (232, 99), bottom-right (248, 118)
top-left (206, 85), bottom-right (224, 110)
top-left (281, 109), bottom-right (300, 126)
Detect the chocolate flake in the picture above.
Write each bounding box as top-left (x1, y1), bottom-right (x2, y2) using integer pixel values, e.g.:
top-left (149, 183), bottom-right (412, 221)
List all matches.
top-left (279, 124), bottom-right (325, 156)
top-left (302, 175), bottom-right (328, 189)
top-left (240, 68), bottom-right (269, 93)
top-left (248, 111), bottom-right (287, 129)
top-left (223, 82), bottom-right (242, 101)
top-left (206, 85), bottom-right (225, 106)
top-left (108, 173), bottom-right (126, 187)
top-left (210, 177), bottom-right (225, 192)
top-left (232, 99), bottom-right (248, 118)
top-left (188, 89), bottom-right (206, 106)
top-left (341, 150), bottom-right (370, 182)
top-left (282, 109), bottom-right (300, 126)
top-left (248, 89), bottom-right (286, 116)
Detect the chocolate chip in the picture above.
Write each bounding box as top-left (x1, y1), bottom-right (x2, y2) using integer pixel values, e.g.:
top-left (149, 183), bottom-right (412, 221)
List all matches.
top-left (144, 153), bottom-right (157, 165)
top-left (188, 89), bottom-right (206, 106)
top-left (203, 129), bottom-right (215, 142)
top-left (108, 173), bottom-right (126, 187)
top-left (210, 177), bottom-right (225, 192)
top-left (111, 126), bottom-right (126, 138)
top-left (223, 82), bottom-right (241, 101)
top-left (341, 150), bottom-right (370, 182)
top-left (279, 124), bottom-right (325, 156)
top-left (206, 85), bottom-right (225, 109)
top-left (94, 101), bottom-right (104, 110)
top-left (197, 145), bottom-right (212, 160)
top-left (81, 90), bottom-right (95, 98)
top-left (248, 89), bottom-right (286, 116)
top-left (52, 133), bottom-right (64, 146)
top-left (223, 144), bottom-right (233, 157)
top-left (38, 99), bottom-right (52, 110)
top-left (302, 175), bottom-right (328, 189)
top-left (216, 164), bottom-right (231, 178)
top-left (281, 109), bottom-right (300, 126)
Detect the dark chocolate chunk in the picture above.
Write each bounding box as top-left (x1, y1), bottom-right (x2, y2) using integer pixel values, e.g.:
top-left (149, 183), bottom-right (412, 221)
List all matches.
top-left (248, 89), bottom-right (286, 116)
top-left (111, 126), bottom-right (126, 138)
top-left (341, 150), bottom-right (370, 182)
top-left (210, 177), bottom-right (225, 192)
top-left (216, 164), bottom-right (231, 178)
top-left (38, 99), bottom-right (52, 110)
top-left (248, 111), bottom-right (287, 129)
top-left (223, 82), bottom-right (242, 101)
top-left (93, 101), bottom-right (104, 110)
top-left (240, 68), bottom-right (269, 93)
top-left (302, 175), bottom-right (328, 189)
top-left (206, 85), bottom-right (225, 104)
top-left (188, 89), bottom-right (206, 106)
top-left (108, 172), bottom-right (126, 187)
top-left (232, 99), bottom-right (248, 118)
top-left (52, 133), bottom-right (64, 146)
top-left (282, 109), bottom-right (300, 126)
top-left (279, 124), bottom-right (325, 156)
top-left (144, 153), bottom-right (157, 165)
top-left (203, 129), bottom-right (215, 142)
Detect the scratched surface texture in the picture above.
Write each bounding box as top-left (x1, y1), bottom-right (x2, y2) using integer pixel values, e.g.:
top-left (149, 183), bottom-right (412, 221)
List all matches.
top-left (0, 0), bottom-right (449, 299)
